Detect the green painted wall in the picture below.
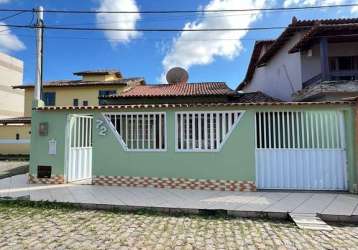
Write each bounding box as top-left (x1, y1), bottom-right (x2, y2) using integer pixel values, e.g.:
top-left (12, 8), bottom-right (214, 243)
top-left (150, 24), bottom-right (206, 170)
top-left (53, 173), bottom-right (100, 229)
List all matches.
top-left (30, 111), bottom-right (68, 176)
top-left (92, 110), bottom-right (255, 181)
top-left (29, 104), bottom-right (357, 191)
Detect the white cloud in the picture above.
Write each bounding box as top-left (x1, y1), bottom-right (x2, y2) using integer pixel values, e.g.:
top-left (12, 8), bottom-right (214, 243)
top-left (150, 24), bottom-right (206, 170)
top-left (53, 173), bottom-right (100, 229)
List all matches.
top-left (161, 0), bottom-right (267, 82)
top-left (0, 0), bottom-right (11, 3)
top-left (284, 0), bottom-right (358, 14)
top-left (283, 0), bottom-right (350, 8)
top-left (96, 0), bottom-right (141, 45)
top-left (0, 22), bottom-right (25, 52)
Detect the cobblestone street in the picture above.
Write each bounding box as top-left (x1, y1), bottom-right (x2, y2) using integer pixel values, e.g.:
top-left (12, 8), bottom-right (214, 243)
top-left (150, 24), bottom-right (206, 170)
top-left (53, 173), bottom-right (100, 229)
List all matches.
top-left (0, 203), bottom-right (357, 249)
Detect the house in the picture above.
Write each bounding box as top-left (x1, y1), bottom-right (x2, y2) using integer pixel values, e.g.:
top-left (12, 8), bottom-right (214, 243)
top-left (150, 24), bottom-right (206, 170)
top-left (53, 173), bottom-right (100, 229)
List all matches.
top-left (237, 17), bottom-right (358, 101)
top-left (0, 69), bottom-right (144, 156)
top-left (28, 74), bottom-right (357, 192)
top-left (0, 53), bottom-right (27, 156)
top-left (0, 52), bottom-right (24, 118)
top-left (13, 69), bottom-right (145, 117)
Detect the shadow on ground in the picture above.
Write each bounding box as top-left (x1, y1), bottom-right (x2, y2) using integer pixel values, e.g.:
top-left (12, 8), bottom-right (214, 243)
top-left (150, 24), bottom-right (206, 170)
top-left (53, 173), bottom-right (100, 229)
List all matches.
top-left (0, 161), bottom-right (29, 179)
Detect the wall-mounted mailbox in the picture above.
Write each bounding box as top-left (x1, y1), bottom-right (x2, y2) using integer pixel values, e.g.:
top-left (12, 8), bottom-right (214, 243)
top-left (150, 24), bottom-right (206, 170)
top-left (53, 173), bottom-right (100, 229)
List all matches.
top-left (39, 122), bottom-right (48, 136)
top-left (48, 139), bottom-right (56, 155)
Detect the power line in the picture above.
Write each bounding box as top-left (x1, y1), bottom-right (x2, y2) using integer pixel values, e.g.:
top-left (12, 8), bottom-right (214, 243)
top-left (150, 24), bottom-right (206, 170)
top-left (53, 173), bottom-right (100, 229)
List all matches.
top-left (0, 3), bottom-right (356, 14)
top-left (0, 23), bottom-right (291, 32)
top-left (3, 30), bottom-right (357, 43)
top-left (0, 10), bottom-right (26, 21)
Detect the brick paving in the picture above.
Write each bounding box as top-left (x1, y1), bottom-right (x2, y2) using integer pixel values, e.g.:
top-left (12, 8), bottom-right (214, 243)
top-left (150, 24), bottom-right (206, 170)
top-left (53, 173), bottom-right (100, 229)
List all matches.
top-left (0, 203), bottom-right (357, 249)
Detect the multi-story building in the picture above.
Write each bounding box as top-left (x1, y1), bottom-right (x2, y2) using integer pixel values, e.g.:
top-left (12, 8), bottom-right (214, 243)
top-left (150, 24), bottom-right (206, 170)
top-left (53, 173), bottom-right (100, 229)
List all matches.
top-left (0, 69), bottom-right (144, 156)
top-left (0, 52), bottom-right (24, 118)
top-left (237, 17), bottom-right (358, 101)
top-left (14, 70), bottom-right (144, 116)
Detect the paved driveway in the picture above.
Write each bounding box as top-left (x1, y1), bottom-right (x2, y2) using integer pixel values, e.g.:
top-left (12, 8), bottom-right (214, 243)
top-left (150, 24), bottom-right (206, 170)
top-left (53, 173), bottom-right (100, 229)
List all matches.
top-left (1, 175), bottom-right (358, 222)
top-left (0, 202), bottom-right (357, 249)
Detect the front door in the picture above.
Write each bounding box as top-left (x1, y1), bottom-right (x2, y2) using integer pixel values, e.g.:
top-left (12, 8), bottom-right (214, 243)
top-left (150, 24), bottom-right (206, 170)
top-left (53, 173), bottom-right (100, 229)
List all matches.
top-left (66, 115), bottom-right (93, 183)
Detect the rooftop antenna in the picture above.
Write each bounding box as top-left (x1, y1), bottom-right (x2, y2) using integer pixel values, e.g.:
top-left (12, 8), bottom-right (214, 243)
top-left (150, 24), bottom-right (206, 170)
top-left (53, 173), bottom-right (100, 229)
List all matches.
top-left (166, 67), bottom-right (189, 84)
top-left (34, 6), bottom-right (44, 107)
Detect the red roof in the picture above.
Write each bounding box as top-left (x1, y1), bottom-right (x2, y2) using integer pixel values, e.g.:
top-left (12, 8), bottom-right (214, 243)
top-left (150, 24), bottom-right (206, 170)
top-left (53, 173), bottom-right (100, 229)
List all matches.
top-left (239, 17), bottom-right (358, 90)
top-left (13, 77), bottom-right (144, 89)
top-left (289, 23), bottom-right (358, 53)
top-left (107, 82), bottom-right (235, 98)
top-left (257, 17), bottom-right (358, 66)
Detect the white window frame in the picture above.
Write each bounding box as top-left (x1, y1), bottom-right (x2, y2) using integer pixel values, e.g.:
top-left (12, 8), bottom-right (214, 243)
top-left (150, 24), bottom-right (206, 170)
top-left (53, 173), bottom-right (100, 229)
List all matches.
top-left (102, 112), bottom-right (167, 152)
top-left (175, 110), bottom-right (245, 152)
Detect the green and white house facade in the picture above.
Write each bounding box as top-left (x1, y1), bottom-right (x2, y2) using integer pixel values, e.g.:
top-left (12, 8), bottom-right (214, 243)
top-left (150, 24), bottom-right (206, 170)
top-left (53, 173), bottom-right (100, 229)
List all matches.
top-left (28, 81), bottom-right (358, 192)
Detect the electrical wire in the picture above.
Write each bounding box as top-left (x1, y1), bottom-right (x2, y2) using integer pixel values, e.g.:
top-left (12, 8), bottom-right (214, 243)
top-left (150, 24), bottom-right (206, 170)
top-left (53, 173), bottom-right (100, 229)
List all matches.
top-left (0, 10), bottom-right (26, 21)
top-left (0, 3), bottom-right (356, 14)
top-left (0, 23), bottom-right (296, 32)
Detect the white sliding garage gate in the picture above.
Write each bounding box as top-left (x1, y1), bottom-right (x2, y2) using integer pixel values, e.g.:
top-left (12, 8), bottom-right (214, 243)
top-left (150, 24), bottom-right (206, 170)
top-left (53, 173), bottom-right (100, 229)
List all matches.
top-left (66, 115), bottom-right (93, 183)
top-left (255, 110), bottom-right (347, 190)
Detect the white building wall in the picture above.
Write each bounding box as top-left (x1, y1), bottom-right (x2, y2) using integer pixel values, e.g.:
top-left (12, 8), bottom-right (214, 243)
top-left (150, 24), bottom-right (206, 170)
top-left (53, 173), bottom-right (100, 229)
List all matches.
top-left (243, 32), bottom-right (306, 101)
top-left (0, 53), bottom-right (24, 118)
top-left (301, 44), bottom-right (321, 83)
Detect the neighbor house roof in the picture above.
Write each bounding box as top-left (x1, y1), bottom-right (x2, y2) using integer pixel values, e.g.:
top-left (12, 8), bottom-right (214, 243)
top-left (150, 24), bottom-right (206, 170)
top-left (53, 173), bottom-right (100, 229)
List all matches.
top-left (104, 82), bottom-right (235, 98)
top-left (12, 77), bottom-right (145, 89)
top-left (0, 116), bottom-right (31, 125)
top-left (257, 17), bottom-right (358, 66)
top-left (235, 91), bottom-right (281, 103)
top-left (236, 40), bottom-right (275, 90)
top-left (289, 23), bottom-right (358, 53)
top-left (73, 69), bottom-right (122, 77)
top-left (238, 17), bottom-right (358, 90)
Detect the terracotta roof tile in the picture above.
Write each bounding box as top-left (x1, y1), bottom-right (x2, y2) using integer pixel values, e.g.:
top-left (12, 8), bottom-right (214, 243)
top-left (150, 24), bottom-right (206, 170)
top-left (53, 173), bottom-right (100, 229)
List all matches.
top-left (107, 82), bottom-right (235, 98)
top-left (13, 77), bottom-right (145, 89)
top-left (257, 17), bottom-right (358, 66)
top-left (289, 23), bottom-right (358, 53)
top-left (236, 91), bottom-right (281, 103)
top-left (240, 17), bottom-right (358, 90)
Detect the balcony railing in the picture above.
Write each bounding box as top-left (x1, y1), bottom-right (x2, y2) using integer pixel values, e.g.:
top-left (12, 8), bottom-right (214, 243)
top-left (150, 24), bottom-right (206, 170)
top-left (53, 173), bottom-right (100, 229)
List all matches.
top-left (302, 70), bottom-right (358, 88)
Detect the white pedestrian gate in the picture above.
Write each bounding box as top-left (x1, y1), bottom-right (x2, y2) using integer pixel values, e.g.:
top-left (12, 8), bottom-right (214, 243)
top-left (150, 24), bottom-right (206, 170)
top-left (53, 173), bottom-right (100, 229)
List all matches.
top-left (67, 115), bottom-right (93, 183)
top-left (255, 110), bottom-right (347, 190)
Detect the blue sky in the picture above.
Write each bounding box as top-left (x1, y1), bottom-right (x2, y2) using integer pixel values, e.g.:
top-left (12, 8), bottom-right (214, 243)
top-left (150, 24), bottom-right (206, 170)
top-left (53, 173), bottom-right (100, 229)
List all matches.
top-left (1, 0), bottom-right (357, 89)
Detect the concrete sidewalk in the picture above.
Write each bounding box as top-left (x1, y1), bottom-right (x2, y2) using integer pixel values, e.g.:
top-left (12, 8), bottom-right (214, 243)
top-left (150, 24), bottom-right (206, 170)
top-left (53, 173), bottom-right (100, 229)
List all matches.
top-left (1, 174), bottom-right (358, 222)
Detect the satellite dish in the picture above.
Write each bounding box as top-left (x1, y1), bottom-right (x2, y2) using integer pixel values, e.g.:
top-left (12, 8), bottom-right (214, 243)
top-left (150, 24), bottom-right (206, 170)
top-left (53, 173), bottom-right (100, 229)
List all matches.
top-left (166, 67), bottom-right (189, 84)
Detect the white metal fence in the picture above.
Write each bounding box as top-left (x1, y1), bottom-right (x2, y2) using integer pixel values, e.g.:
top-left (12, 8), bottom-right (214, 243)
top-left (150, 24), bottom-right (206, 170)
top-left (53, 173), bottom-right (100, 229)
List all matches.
top-left (255, 110), bottom-right (347, 190)
top-left (175, 111), bottom-right (243, 152)
top-left (67, 115), bottom-right (93, 183)
top-left (104, 112), bottom-right (166, 151)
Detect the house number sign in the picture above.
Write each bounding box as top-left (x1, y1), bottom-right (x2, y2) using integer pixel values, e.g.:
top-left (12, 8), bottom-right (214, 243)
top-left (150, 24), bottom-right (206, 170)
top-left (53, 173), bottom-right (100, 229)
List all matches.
top-left (96, 119), bottom-right (107, 136)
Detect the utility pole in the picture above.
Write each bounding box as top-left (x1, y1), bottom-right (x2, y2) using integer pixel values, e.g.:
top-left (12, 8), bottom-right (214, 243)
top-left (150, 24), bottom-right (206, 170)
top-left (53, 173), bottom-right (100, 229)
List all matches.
top-left (34, 6), bottom-right (44, 105)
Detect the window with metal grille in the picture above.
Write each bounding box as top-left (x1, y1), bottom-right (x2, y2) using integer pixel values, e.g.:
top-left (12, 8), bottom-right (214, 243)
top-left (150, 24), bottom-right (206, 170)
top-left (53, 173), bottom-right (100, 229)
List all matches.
top-left (176, 111), bottom-right (243, 152)
top-left (104, 113), bottom-right (166, 151)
